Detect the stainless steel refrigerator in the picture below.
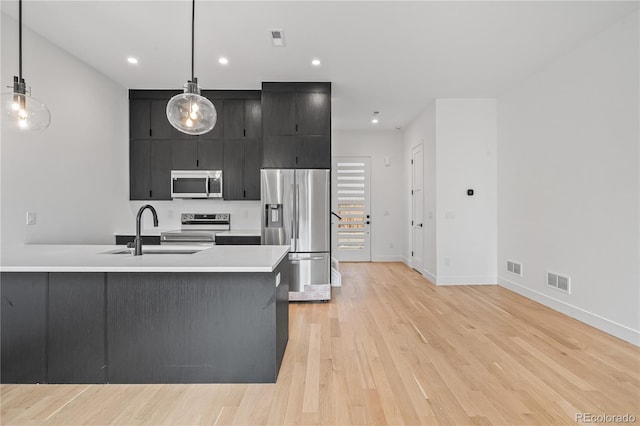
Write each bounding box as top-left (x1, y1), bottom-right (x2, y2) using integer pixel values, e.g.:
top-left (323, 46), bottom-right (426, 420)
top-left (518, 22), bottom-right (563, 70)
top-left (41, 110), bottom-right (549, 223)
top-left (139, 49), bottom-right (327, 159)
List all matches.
top-left (261, 169), bottom-right (331, 301)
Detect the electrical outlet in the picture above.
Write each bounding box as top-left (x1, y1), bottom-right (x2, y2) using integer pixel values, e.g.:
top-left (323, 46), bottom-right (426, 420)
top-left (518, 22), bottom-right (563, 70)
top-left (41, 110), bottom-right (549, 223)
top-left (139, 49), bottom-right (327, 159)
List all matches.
top-left (26, 211), bottom-right (36, 225)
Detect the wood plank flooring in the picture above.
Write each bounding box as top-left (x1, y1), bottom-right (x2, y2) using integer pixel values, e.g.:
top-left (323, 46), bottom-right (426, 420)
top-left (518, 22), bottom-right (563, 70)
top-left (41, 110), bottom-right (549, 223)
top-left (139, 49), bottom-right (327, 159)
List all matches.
top-left (2, 262), bottom-right (639, 425)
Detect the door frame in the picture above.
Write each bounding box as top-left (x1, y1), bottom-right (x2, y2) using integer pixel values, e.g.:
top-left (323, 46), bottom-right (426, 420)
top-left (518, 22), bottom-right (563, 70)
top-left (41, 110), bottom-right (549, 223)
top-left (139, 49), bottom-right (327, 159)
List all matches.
top-left (410, 144), bottom-right (424, 273)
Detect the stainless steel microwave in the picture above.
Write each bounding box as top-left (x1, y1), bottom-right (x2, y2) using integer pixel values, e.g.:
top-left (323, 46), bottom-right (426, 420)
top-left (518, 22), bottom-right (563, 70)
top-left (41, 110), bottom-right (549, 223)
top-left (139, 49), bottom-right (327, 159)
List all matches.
top-left (171, 170), bottom-right (223, 199)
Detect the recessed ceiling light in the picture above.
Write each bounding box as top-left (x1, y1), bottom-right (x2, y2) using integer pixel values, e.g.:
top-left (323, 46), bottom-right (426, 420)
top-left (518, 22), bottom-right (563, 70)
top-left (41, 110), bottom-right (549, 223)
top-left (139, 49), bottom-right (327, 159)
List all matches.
top-left (311, 58), bottom-right (321, 66)
top-left (218, 57), bottom-right (229, 65)
top-left (371, 111), bottom-right (380, 124)
top-left (127, 57), bottom-right (138, 65)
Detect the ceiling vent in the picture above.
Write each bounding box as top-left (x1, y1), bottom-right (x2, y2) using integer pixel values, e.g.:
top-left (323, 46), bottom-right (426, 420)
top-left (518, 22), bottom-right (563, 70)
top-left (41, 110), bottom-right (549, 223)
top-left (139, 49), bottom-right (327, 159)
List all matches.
top-left (270, 29), bottom-right (286, 47)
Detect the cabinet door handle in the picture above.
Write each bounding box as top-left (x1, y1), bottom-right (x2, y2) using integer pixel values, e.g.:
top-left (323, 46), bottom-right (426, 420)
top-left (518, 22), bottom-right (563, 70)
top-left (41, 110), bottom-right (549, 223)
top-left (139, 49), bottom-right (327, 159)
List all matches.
top-left (243, 129), bottom-right (246, 137)
top-left (196, 159), bottom-right (199, 167)
top-left (295, 124), bottom-right (298, 132)
top-left (149, 129), bottom-right (152, 137)
top-left (149, 190), bottom-right (153, 198)
top-left (243, 190), bottom-right (246, 198)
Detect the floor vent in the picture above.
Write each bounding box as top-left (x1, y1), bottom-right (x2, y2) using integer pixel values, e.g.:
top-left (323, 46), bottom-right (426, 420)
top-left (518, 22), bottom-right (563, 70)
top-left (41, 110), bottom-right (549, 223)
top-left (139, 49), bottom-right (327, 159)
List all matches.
top-left (507, 260), bottom-right (523, 276)
top-left (270, 29), bottom-right (286, 47)
top-left (547, 271), bottom-right (571, 294)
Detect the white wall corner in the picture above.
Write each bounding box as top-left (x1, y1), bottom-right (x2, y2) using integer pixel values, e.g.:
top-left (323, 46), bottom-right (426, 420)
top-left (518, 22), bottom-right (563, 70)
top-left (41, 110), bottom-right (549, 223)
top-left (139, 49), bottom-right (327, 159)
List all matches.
top-left (499, 276), bottom-right (640, 347)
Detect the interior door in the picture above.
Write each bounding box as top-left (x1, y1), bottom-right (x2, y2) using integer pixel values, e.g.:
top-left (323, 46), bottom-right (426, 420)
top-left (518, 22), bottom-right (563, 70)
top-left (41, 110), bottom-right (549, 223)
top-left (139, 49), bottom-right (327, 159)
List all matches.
top-left (331, 157), bottom-right (371, 262)
top-left (411, 145), bottom-right (424, 272)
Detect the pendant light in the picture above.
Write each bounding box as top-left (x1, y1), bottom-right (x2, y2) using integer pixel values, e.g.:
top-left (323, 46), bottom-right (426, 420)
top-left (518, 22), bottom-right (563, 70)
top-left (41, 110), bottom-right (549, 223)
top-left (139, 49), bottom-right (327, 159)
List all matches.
top-left (166, 0), bottom-right (216, 135)
top-left (1, 0), bottom-right (51, 131)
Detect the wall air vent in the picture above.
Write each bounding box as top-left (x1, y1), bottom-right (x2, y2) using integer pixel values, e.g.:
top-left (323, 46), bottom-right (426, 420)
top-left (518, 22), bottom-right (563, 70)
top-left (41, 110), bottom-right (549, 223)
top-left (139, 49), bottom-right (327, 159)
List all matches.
top-left (547, 271), bottom-right (571, 294)
top-left (507, 260), bottom-right (523, 277)
top-left (270, 29), bottom-right (286, 47)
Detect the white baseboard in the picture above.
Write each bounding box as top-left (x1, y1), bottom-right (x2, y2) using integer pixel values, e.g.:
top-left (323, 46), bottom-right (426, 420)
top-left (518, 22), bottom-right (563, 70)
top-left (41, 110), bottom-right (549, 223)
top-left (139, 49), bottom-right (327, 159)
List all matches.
top-left (422, 268), bottom-right (437, 285)
top-left (499, 276), bottom-right (640, 346)
top-left (436, 276), bottom-right (497, 286)
top-left (402, 257), bottom-right (411, 267)
top-left (330, 267), bottom-right (342, 287)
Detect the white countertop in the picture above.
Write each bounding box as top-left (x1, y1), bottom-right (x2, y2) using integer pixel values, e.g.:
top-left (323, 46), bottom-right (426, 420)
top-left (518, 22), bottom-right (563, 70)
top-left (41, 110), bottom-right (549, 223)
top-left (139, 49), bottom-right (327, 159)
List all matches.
top-left (0, 244), bottom-right (289, 273)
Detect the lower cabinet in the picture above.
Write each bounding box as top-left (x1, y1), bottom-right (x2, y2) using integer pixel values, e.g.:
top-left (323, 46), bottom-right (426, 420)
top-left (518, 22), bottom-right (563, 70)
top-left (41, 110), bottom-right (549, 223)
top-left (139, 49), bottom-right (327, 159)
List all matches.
top-left (48, 273), bottom-right (106, 384)
top-left (0, 272), bottom-right (105, 384)
top-left (0, 264), bottom-right (289, 384)
top-left (0, 273), bottom-right (47, 383)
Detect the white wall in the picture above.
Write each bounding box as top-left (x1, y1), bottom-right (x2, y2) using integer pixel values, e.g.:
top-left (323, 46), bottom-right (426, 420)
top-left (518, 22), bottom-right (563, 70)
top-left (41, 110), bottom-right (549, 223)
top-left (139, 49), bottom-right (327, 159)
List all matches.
top-left (332, 130), bottom-right (405, 261)
top-left (497, 10), bottom-right (639, 345)
top-left (402, 100), bottom-right (497, 285)
top-left (128, 200), bottom-right (261, 232)
top-left (436, 99), bottom-right (497, 285)
top-left (1, 13), bottom-right (131, 249)
top-left (402, 102), bottom-right (437, 279)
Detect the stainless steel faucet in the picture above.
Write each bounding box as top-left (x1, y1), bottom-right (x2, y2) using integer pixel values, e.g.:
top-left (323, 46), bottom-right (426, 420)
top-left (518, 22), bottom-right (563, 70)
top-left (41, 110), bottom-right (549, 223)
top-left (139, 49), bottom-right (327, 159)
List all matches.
top-left (134, 205), bottom-right (159, 256)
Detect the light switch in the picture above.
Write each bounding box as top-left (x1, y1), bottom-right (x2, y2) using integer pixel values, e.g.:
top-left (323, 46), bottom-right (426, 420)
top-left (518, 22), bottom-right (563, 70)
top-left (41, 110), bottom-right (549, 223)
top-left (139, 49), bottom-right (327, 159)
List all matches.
top-left (275, 272), bottom-right (281, 287)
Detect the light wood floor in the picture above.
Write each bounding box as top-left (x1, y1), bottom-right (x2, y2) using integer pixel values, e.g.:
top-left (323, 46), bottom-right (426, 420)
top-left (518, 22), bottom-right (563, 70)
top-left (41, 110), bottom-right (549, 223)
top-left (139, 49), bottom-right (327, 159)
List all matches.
top-left (2, 262), bottom-right (639, 425)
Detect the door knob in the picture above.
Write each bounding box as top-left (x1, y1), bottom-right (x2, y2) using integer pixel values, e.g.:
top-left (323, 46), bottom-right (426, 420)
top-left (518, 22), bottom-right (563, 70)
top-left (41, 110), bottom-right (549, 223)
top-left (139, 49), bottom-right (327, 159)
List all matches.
top-left (417, 223), bottom-right (423, 228)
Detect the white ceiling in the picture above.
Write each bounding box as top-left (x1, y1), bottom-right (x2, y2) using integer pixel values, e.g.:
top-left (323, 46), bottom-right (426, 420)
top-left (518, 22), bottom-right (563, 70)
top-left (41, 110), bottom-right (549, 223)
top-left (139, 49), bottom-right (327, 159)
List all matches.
top-left (2, 1), bottom-right (637, 130)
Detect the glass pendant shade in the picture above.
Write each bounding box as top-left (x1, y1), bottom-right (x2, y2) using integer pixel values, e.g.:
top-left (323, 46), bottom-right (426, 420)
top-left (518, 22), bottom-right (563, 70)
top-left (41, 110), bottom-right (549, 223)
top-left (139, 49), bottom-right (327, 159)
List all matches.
top-left (166, 79), bottom-right (216, 135)
top-left (2, 88), bottom-right (51, 131)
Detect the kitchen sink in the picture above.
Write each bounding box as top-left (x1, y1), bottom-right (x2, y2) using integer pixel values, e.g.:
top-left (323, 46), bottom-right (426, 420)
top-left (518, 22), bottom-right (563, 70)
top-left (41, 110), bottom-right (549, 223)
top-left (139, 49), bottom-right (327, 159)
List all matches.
top-left (103, 247), bottom-right (206, 255)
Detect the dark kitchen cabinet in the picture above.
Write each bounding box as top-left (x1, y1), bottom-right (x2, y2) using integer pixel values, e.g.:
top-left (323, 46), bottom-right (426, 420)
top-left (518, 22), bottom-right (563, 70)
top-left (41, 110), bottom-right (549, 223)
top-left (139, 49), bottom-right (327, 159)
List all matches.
top-left (262, 82), bottom-right (331, 169)
top-left (130, 140), bottom-right (151, 200)
top-left (222, 98), bottom-right (262, 200)
top-left (0, 273), bottom-right (48, 384)
top-left (224, 139), bottom-right (261, 200)
top-left (171, 139), bottom-right (223, 170)
top-left (48, 273), bottom-right (106, 384)
top-left (150, 140), bottom-right (172, 200)
top-left (129, 90), bottom-right (259, 200)
top-left (223, 99), bottom-right (262, 140)
top-left (130, 139), bottom-right (172, 200)
top-left (130, 100), bottom-right (151, 139)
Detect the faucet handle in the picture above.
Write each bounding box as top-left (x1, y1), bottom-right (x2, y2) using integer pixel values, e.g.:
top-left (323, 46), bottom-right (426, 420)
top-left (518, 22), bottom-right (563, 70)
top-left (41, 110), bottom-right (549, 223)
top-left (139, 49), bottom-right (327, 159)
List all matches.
top-left (126, 241), bottom-right (135, 249)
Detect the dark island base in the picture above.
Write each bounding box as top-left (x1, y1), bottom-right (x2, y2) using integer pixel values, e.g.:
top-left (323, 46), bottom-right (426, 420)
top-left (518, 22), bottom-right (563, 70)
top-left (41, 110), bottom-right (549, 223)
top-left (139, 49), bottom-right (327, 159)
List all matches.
top-left (1, 261), bottom-right (289, 384)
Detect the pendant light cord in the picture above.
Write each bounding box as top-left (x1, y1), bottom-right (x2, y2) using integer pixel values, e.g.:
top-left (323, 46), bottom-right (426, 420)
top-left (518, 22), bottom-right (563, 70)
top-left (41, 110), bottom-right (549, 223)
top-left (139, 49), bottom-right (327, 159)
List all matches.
top-left (18, 0), bottom-right (22, 80)
top-left (191, 0), bottom-right (195, 81)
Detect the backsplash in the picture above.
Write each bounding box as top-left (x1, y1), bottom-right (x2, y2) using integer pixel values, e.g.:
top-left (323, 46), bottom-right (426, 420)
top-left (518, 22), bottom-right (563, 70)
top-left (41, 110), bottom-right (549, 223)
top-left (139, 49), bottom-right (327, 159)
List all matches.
top-left (128, 199), bottom-right (261, 232)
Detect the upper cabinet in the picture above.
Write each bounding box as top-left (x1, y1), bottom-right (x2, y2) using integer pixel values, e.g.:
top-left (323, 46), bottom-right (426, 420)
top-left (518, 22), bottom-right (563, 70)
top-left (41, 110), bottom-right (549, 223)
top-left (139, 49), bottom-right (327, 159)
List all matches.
top-left (262, 82), bottom-right (331, 169)
top-left (222, 98), bottom-right (262, 200)
top-left (129, 90), bottom-right (261, 201)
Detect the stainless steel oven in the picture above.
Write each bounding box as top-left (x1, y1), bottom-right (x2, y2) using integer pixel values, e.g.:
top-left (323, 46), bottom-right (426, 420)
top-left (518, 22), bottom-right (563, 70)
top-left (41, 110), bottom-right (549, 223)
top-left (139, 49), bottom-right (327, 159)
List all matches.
top-left (161, 213), bottom-right (230, 245)
top-left (171, 170), bottom-right (222, 199)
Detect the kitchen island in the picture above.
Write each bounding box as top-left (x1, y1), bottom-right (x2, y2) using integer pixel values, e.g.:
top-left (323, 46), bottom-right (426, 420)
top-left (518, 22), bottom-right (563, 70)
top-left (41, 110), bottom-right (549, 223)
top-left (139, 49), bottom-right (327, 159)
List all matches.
top-left (0, 245), bottom-right (290, 384)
